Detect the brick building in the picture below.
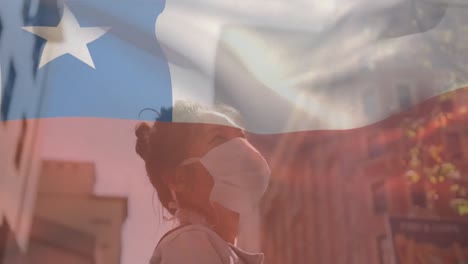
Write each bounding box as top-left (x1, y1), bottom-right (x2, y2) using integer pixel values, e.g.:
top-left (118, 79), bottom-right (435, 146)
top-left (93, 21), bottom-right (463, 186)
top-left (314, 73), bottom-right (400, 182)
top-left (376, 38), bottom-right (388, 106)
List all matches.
top-left (35, 160), bottom-right (128, 264)
top-left (3, 217), bottom-right (96, 264)
top-left (2, 160), bottom-right (128, 264)
top-left (243, 87), bottom-right (468, 264)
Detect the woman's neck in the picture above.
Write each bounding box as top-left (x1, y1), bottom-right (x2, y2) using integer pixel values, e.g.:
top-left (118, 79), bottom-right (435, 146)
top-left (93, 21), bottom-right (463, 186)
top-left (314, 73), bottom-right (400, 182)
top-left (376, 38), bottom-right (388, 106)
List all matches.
top-left (175, 208), bottom-right (209, 226)
top-left (175, 208), bottom-right (238, 244)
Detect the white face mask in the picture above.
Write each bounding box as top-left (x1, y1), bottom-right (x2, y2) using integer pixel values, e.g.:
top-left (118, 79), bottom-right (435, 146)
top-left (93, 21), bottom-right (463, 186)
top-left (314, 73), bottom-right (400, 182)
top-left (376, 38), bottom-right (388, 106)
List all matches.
top-left (180, 137), bottom-right (271, 214)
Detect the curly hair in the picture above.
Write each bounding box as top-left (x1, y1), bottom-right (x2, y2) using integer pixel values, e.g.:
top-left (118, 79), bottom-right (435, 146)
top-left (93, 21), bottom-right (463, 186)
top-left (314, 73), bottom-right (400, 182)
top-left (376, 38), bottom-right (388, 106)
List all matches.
top-left (135, 101), bottom-right (242, 215)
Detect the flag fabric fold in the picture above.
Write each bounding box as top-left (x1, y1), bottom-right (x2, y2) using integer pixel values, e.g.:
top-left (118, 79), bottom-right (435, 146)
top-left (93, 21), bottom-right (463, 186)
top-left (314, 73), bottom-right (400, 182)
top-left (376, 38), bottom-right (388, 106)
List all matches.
top-left (2, 0), bottom-right (468, 133)
top-left (157, 0), bottom-right (468, 133)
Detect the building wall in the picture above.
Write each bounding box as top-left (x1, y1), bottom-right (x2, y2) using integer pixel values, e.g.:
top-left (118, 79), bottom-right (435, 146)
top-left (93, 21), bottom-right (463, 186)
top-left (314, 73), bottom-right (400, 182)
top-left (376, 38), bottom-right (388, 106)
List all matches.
top-left (3, 217), bottom-right (96, 264)
top-left (248, 87), bottom-right (468, 264)
top-left (35, 160), bottom-right (128, 264)
top-left (356, 88), bottom-right (468, 264)
top-left (39, 160), bottom-right (96, 195)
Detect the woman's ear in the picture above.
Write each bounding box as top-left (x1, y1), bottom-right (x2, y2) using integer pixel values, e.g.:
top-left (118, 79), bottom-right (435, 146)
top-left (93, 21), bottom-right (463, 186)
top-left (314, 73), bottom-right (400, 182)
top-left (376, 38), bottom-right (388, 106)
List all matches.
top-left (173, 165), bottom-right (194, 192)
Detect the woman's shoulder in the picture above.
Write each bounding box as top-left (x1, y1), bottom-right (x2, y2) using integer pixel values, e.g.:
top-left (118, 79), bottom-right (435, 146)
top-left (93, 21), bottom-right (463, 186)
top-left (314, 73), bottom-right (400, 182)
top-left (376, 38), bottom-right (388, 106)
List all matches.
top-left (150, 224), bottom-right (231, 264)
top-left (159, 224), bottom-right (225, 247)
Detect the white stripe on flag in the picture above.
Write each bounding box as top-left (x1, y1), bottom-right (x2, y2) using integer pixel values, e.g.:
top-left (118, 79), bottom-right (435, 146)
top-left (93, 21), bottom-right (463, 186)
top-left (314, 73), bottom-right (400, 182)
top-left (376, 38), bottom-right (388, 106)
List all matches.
top-left (158, 0), bottom-right (468, 133)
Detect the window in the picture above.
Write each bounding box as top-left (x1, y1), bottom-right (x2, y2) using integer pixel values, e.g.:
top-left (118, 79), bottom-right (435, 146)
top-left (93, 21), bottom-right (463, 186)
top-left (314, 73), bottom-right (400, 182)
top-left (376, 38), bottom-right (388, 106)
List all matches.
top-left (397, 84), bottom-right (412, 110)
top-left (372, 180), bottom-right (387, 214)
top-left (14, 116), bottom-right (28, 170)
top-left (368, 133), bottom-right (385, 158)
top-left (446, 132), bottom-right (463, 160)
top-left (440, 99), bottom-right (454, 113)
top-left (410, 181), bottom-right (426, 208)
top-left (100, 243), bottom-right (109, 250)
top-left (376, 235), bottom-right (392, 264)
top-left (1, 61), bottom-right (17, 121)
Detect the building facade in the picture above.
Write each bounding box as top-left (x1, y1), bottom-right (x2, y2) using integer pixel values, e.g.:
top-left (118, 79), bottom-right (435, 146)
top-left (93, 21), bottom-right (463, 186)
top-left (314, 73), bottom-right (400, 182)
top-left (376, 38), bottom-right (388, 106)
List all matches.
top-left (0, 0), bottom-right (59, 252)
top-left (3, 217), bottom-right (96, 264)
top-left (34, 160), bottom-right (128, 264)
top-left (2, 160), bottom-right (128, 264)
top-left (243, 87), bottom-right (468, 264)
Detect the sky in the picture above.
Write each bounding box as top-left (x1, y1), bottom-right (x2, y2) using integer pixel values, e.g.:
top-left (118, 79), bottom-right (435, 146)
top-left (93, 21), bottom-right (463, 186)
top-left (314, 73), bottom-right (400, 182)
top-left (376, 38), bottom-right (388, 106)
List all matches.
top-left (40, 118), bottom-right (170, 264)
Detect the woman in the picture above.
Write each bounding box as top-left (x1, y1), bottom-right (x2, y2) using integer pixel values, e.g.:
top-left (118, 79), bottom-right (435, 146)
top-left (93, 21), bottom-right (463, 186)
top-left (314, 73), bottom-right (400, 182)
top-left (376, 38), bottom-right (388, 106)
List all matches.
top-left (135, 101), bottom-right (270, 264)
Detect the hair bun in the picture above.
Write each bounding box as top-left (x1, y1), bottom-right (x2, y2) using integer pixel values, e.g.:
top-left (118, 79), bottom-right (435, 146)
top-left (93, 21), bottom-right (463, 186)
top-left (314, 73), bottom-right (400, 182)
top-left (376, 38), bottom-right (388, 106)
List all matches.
top-left (135, 122), bottom-right (151, 161)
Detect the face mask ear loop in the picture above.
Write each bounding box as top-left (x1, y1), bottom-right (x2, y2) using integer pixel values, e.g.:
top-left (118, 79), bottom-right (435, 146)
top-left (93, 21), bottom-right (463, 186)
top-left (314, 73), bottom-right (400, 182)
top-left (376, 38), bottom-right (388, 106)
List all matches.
top-left (208, 202), bottom-right (220, 230)
top-left (162, 209), bottom-right (177, 221)
top-left (163, 189), bottom-right (180, 222)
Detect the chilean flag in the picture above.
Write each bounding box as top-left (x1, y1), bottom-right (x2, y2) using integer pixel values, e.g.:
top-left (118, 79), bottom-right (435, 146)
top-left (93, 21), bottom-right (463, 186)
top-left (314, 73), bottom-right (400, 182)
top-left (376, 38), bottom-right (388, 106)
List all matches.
top-left (1, 0), bottom-right (468, 263)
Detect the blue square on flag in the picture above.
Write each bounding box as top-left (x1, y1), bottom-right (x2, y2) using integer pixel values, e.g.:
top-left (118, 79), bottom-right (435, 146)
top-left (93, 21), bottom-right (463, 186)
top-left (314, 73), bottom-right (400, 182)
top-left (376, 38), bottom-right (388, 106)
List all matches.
top-left (0, 0), bottom-right (171, 122)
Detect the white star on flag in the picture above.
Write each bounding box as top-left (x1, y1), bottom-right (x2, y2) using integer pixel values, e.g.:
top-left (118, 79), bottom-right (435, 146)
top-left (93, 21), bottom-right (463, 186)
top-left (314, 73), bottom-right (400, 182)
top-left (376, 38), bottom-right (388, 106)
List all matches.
top-left (22, 5), bottom-right (110, 69)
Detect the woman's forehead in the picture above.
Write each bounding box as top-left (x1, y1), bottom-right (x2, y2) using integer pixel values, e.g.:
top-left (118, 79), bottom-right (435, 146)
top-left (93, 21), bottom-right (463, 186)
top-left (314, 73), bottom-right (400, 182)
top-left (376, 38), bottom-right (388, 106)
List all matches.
top-left (171, 108), bottom-right (240, 129)
top-left (163, 110), bottom-right (243, 148)
top-left (158, 111), bottom-right (240, 135)
top-left (198, 111), bottom-right (241, 129)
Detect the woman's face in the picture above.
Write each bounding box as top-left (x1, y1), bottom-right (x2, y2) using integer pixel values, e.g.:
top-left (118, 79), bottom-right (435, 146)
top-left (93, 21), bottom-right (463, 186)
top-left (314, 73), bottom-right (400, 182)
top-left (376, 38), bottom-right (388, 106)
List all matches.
top-left (173, 112), bottom-right (245, 242)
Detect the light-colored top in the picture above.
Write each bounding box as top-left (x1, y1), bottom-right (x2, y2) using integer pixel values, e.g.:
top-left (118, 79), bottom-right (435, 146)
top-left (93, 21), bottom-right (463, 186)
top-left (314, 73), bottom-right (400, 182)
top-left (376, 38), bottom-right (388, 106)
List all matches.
top-left (150, 210), bottom-right (264, 264)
